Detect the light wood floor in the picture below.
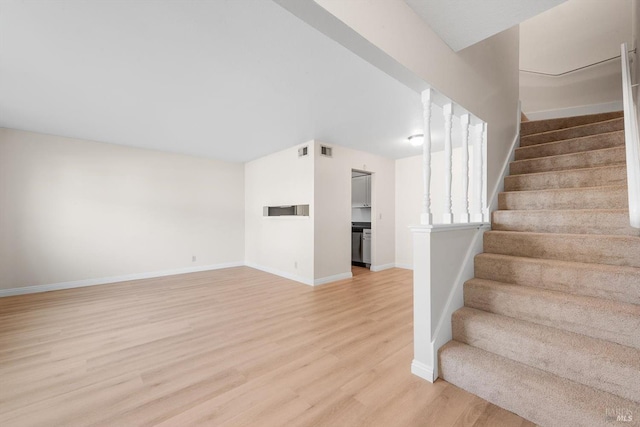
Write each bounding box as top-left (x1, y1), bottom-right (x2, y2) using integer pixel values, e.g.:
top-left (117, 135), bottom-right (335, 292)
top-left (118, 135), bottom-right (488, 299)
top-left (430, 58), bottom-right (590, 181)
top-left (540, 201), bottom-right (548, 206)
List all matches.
top-left (0, 267), bottom-right (534, 427)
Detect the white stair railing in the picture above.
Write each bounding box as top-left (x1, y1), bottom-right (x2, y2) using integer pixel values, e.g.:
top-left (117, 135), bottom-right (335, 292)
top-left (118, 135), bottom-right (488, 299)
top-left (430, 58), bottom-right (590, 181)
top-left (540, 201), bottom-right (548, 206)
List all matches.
top-left (412, 87), bottom-right (490, 382)
top-left (620, 43), bottom-right (640, 229)
top-left (419, 88), bottom-right (488, 226)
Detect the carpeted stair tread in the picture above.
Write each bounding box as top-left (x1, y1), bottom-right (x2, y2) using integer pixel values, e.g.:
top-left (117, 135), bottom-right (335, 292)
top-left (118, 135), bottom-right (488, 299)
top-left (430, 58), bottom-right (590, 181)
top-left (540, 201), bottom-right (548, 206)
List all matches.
top-left (514, 130), bottom-right (624, 161)
top-left (474, 253), bottom-right (640, 305)
top-left (510, 146), bottom-right (626, 175)
top-left (483, 230), bottom-right (640, 267)
top-left (520, 117), bottom-right (624, 146)
top-left (504, 164), bottom-right (627, 191)
top-left (491, 209), bottom-right (639, 236)
top-left (498, 185), bottom-right (628, 210)
top-left (520, 111), bottom-right (624, 136)
top-left (452, 307), bottom-right (640, 402)
top-left (463, 278), bottom-right (640, 350)
top-left (438, 341), bottom-right (639, 427)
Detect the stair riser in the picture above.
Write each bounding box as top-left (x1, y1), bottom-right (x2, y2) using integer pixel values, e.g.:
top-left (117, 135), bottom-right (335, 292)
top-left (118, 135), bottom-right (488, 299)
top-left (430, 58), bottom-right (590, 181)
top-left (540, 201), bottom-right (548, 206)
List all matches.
top-left (498, 187), bottom-right (628, 210)
top-left (515, 132), bottom-right (624, 161)
top-left (520, 119), bottom-right (624, 146)
top-left (483, 231), bottom-right (640, 268)
top-left (463, 281), bottom-right (640, 350)
top-left (452, 309), bottom-right (640, 402)
top-left (504, 166), bottom-right (627, 191)
top-left (520, 111), bottom-right (623, 136)
top-left (474, 254), bottom-right (640, 305)
top-left (491, 210), bottom-right (639, 236)
top-left (439, 342), bottom-right (637, 427)
top-left (510, 147), bottom-right (625, 175)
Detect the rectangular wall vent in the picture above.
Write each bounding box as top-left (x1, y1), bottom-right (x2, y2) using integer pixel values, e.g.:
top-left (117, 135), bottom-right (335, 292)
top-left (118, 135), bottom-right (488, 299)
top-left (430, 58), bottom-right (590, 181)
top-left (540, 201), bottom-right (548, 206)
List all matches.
top-left (320, 145), bottom-right (332, 157)
top-left (298, 146), bottom-right (308, 157)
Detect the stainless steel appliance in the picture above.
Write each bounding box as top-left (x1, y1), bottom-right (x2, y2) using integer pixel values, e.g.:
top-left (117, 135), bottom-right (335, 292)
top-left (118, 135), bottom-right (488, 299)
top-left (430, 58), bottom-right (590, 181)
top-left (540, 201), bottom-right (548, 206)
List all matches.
top-left (352, 222), bottom-right (371, 267)
top-left (362, 229), bottom-right (372, 265)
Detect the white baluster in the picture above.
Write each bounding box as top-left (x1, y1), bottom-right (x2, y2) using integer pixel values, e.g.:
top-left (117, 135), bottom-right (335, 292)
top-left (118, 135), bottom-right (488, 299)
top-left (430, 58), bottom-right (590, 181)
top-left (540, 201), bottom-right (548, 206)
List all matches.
top-left (482, 123), bottom-right (488, 222)
top-left (460, 114), bottom-right (471, 223)
top-left (443, 103), bottom-right (454, 224)
top-left (472, 123), bottom-right (484, 222)
top-left (420, 89), bottom-right (433, 225)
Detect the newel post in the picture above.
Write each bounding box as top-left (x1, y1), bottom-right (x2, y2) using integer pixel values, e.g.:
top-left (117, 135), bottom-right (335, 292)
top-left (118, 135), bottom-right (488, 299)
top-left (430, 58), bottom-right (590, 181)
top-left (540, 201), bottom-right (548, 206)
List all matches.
top-left (482, 124), bottom-right (489, 222)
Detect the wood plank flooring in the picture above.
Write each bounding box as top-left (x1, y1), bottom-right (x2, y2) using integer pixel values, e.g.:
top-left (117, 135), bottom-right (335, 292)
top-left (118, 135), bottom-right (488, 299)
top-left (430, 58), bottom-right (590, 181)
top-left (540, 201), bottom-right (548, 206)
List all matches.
top-left (0, 267), bottom-right (534, 426)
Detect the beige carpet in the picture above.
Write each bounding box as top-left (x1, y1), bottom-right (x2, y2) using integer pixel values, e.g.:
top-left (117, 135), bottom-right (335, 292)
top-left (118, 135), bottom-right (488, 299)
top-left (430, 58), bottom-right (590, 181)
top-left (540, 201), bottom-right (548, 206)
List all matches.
top-left (439, 111), bottom-right (640, 427)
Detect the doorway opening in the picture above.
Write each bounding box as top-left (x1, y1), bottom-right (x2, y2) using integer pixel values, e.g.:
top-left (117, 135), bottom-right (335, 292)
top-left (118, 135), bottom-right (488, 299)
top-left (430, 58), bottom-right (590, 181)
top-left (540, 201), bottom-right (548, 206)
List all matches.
top-left (351, 170), bottom-right (372, 270)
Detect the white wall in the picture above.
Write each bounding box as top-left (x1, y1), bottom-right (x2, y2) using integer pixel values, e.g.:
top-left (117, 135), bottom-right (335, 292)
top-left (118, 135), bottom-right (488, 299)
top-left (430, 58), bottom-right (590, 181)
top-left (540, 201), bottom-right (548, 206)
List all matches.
top-left (0, 130), bottom-right (393, 292)
top-left (244, 142), bottom-right (315, 284)
top-left (0, 128), bottom-right (245, 292)
top-left (395, 147), bottom-right (475, 269)
top-left (520, 0), bottom-right (632, 116)
top-left (314, 141), bottom-right (395, 280)
top-left (244, 140), bottom-right (394, 285)
top-left (310, 0), bottom-right (519, 225)
top-left (395, 155), bottom-right (422, 269)
top-left (412, 225), bottom-right (488, 381)
top-left (520, 64), bottom-right (624, 120)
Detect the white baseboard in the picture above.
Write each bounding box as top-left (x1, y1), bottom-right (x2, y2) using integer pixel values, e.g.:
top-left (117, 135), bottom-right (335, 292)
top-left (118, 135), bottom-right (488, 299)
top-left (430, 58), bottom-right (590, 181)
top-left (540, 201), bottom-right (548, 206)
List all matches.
top-left (245, 263), bottom-right (353, 286)
top-left (411, 359), bottom-right (435, 383)
top-left (0, 262), bottom-right (245, 298)
top-left (314, 272), bottom-right (353, 286)
top-left (525, 100), bottom-right (623, 121)
top-left (370, 262), bottom-right (395, 272)
top-left (488, 112), bottom-right (521, 215)
top-left (394, 262), bottom-right (413, 270)
top-left (2, 261), bottom-right (356, 297)
top-left (243, 262), bottom-right (314, 286)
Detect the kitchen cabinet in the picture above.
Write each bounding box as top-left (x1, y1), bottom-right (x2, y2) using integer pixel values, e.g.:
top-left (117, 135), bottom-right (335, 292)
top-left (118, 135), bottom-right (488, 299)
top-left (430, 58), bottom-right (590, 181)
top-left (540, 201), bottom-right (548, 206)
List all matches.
top-left (352, 175), bottom-right (371, 207)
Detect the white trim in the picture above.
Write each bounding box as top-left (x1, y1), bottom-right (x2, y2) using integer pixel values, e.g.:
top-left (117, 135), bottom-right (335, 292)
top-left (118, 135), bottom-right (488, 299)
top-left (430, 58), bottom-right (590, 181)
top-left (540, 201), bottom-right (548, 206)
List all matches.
top-left (313, 272), bottom-right (353, 286)
top-left (620, 43), bottom-right (640, 228)
top-left (370, 263), bottom-right (395, 272)
top-left (0, 262), bottom-right (244, 297)
top-left (394, 262), bottom-right (413, 270)
top-left (243, 262), bottom-right (314, 286)
top-left (411, 359), bottom-right (436, 382)
top-left (410, 223), bottom-right (489, 234)
top-left (525, 100), bottom-right (623, 122)
top-left (488, 115), bottom-right (521, 215)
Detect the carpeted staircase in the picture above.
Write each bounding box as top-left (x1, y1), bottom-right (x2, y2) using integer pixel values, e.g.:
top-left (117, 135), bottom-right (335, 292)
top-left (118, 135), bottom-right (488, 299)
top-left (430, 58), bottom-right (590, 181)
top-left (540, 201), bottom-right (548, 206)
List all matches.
top-left (438, 111), bottom-right (640, 427)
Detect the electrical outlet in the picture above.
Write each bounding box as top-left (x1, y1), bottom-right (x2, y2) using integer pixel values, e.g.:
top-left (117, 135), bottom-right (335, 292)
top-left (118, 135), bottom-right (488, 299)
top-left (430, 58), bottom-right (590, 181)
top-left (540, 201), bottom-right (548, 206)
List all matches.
top-left (294, 261), bottom-right (298, 269)
top-left (379, 213), bottom-right (382, 220)
top-left (192, 255), bottom-right (196, 262)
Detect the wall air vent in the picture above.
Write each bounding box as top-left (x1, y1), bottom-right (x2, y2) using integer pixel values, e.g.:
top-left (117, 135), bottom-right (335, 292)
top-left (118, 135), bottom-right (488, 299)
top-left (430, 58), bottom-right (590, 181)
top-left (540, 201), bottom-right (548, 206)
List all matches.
top-left (298, 146), bottom-right (308, 157)
top-left (320, 145), bottom-right (333, 157)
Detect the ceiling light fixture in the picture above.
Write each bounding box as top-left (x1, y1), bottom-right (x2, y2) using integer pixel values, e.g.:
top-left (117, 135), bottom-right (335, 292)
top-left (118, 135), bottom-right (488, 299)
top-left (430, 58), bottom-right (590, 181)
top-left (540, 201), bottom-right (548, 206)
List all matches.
top-left (407, 134), bottom-right (424, 146)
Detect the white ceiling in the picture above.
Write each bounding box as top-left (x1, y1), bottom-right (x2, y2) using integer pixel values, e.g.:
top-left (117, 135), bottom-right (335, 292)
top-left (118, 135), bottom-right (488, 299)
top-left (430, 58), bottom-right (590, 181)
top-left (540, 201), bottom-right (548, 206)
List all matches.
top-left (520, 0), bottom-right (633, 75)
top-left (0, 0), bottom-right (427, 162)
top-left (404, 0), bottom-right (566, 52)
